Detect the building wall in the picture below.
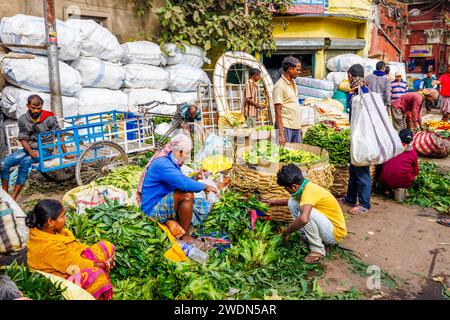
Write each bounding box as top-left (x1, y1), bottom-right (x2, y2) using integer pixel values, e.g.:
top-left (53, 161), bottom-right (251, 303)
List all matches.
top-left (404, 1), bottom-right (449, 76)
top-left (272, 0), bottom-right (372, 78)
top-left (0, 0), bottom-right (163, 43)
top-left (369, 1), bottom-right (408, 62)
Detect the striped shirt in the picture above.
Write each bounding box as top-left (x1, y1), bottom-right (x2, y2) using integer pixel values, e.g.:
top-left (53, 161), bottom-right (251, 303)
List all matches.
top-left (242, 78), bottom-right (259, 117)
top-left (391, 80), bottom-right (408, 101)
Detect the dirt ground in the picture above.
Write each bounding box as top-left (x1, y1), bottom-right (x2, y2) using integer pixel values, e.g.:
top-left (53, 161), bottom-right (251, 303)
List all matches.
top-left (15, 157), bottom-right (450, 300)
top-left (319, 155), bottom-right (450, 300)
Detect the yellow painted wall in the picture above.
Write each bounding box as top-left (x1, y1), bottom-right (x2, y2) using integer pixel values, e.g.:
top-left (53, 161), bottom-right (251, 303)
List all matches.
top-left (273, 17), bottom-right (363, 39)
top-left (272, 0), bottom-right (372, 78)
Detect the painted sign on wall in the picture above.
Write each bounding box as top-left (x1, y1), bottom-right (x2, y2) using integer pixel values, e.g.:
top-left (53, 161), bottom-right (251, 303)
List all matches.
top-left (287, 0), bottom-right (329, 14)
top-left (409, 45), bottom-right (433, 58)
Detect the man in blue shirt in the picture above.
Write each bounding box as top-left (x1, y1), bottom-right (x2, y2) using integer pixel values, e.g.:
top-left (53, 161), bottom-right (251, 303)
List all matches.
top-left (137, 134), bottom-right (218, 244)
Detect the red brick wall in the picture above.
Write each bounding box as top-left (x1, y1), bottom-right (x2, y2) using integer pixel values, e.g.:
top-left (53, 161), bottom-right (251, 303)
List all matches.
top-left (404, 2), bottom-right (449, 75)
top-left (369, 1), bottom-right (408, 62)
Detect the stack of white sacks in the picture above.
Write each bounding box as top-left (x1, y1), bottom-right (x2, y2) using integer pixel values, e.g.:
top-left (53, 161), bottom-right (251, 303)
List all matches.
top-left (325, 53), bottom-right (406, 86)
top-left (296, 77), bottom-right (334, 100)
top-left (0, 14), bottom-right (211, 132)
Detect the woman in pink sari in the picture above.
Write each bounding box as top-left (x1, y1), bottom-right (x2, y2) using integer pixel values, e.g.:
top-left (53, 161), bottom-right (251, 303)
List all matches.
top-left (26, 199), bottom-right (115, 300)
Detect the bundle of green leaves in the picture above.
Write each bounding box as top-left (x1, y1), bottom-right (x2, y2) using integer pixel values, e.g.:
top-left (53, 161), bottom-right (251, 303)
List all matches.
top-left (303, 124), bottom-right (351, 167)
top-left (1, 263), bottom-right (66, 300)
top-left (244, 140), bottom-right (323, 165)
top-left (406, 161), bottom-right (450, 214)
top-left (96, 165), bottom-right (143, 192)
top-left (65, 192), bottom-right (362, 300)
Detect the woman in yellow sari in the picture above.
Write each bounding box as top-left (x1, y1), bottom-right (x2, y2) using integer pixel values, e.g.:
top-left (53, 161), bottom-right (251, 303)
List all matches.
top-left (26, 199), bottom-right (115, 300)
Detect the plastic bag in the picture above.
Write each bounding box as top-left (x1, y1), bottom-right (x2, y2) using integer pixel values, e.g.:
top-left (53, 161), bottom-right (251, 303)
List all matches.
top-left (193, 134), bottom-right (232, 165)
top-left (76, 88), bottom-right (128, 115)
top-left (62, 183), bottom-right (130, 212)
top-left (121, 41), bottom-right (166, 66)
top-left (65, 18), bottom-right (123, 62)
top-left (165, 64), bottom-right (211, 92)
top-left (218, 111), bottom-right (245, 129)
top-left (164, 43), bottom-right (211, 68)
top-left (1, 86), bottom-right (79, 119)
top-left (0, 14), bottom-right (80, 61)
top-left (123, 64), bottom-right (170, 89)
top-left (71, 57), bottom-right (125, 89)
top-left (2, 56), bottom-right (82, 97)
top-left (327, 54), bottom-right (364, 72)
top-left (201, 155), bottom-right (233, 174)
top-left (350, 91), bottom-right (403, 166)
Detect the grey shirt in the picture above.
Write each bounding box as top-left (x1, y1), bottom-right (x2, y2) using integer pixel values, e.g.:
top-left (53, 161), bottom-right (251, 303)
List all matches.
top-left (17, 112), bottom-right (61, 150)
top-left (366, 73), bottom-right (392, 105)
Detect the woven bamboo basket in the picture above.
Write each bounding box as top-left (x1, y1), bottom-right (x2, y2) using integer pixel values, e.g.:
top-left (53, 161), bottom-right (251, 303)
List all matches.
top-left (330, 164), bottom-right (377, 197)
top-left (231, 143), bottom-right (334, 222)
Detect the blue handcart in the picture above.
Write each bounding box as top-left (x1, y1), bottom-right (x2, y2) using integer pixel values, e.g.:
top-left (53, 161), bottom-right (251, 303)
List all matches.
top-left (5, 110), bottom-right (156, 186)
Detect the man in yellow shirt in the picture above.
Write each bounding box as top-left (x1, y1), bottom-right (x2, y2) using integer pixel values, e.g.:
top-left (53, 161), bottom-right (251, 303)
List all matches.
top-left (272, 164), bottom-right (347, 264)
top-left (273, 56), bottom-right (302, 145)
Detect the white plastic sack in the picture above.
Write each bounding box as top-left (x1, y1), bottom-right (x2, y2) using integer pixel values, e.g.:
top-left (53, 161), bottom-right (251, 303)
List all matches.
top-left (2, 56), bottom-right (82, 96)
top-left (155, 122), bottom-right (172, 136)
top-left (166, 64), bottom-right (211, 92)
top-left (76, 88), bottom-right (128, 115)
top-left (363, 58), bottom-right (380, 76)
top-left (125, 88), bottom-right (172, 110)
top-left (350, 92), bottom-right (403, 166)
top-left (296, 77), bottom-right (334, 91)
top-left (124, 64), bottom-right (170, 89)
top-left (0, 14), bottom-right (80, 61)
top-left (74, 186), bottom-right (129, 215)
top-left (71, 57), bottom-right (125, 89)
top-left (327, 54), bottom-right (364, 72)
top-left (297, 85), bottom-right (334, 99)
top-left (164, 43), bottom-right (211, 68)
top-left (299, 105), bottom-right (317, 126)
top-left (169, 91), bottom-right (199, 104)
top-left (0, 189), bottom-right (28, 245)
top-left (121, 41), bottom-right (166, 66)
top-left (326, 72), bottom-right (348, 85)
top-left (65, 18), bottom-right (123, 62)
top-left (1, 86), bottom-right (79, 119)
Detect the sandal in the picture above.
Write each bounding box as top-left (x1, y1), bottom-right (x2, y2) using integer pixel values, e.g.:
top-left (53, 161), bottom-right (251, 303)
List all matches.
top-left (190, 238), bottom-right (214, 252)
top-left (348, 206), bottom-right (369, 215)
top-left (304, 251), bottom-right (324, 264)
top-left (437, 217), bottom-right (450, 227)
top-left (338, 197), bottom-right (356, 206)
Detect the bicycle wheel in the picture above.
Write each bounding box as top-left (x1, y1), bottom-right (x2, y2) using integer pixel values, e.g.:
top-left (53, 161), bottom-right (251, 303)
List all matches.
top-left (75, 141), bottom-right (128, 186)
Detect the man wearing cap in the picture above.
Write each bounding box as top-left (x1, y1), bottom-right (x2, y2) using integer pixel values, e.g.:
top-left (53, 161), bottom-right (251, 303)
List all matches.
top-left (390, 89), bottom-right (440, 131)
top-left (391, 73), bottom-right (408, 102)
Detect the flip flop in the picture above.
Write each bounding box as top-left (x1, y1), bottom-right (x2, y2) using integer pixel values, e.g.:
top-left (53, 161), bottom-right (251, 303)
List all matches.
top-left (348, 206), bottom-right (369, 215)
top-left (190, 238), bottom-right (214, 252)
top-left (437, 217), bottom-right (450, 227)
top-left (304, 251), bottom-right (324, 264)
top-left (338, 197), bottom-right (356, 206)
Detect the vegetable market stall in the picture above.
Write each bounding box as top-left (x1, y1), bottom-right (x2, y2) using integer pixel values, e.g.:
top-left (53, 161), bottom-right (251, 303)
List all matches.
top-left (230, 141), bottom-right (334, 222)
top-left (303, 123), bottom-right (377, 196)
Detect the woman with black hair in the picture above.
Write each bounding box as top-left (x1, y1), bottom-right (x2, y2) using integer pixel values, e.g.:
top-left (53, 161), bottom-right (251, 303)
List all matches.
top-left (26, 199), bottom-right (116, 300)
top-left (378, 129), bottom-right (419, 197)
top-left (339, 64), bottom-right (372, 215)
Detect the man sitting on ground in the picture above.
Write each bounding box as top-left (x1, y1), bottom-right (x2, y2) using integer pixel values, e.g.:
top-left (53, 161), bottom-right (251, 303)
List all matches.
top-left (268, 164), bottom-right (347, 264)
top-left (137, 134), bottom-right (218, 246)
